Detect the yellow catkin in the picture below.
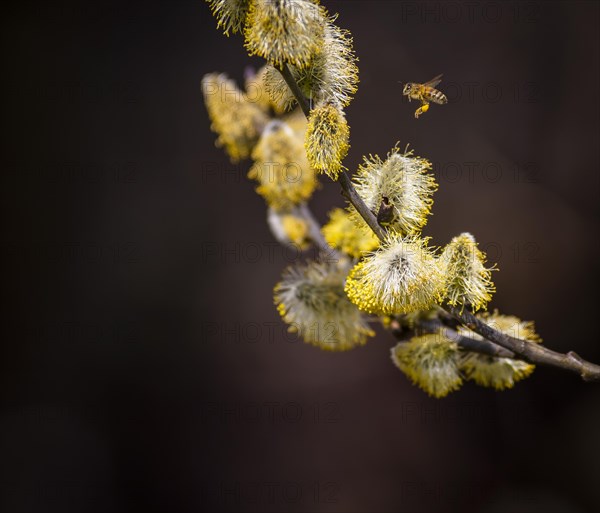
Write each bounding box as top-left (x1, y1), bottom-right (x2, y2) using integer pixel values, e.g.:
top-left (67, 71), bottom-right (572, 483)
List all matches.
top-left (201, 73), bottom-right (268, 162)
top-left (459, 311), bottom-right (541, 390)
top-left (345, 235), bottom-right (443, 315)
top-left (281, 214), bottom-right (310, 249)
top-left (263, 21), bottom-right (359, 111)
top-left (244, 0), bottom-right (326, 68)
top-left (305, 102), bottom-right (350, 180)
top-left (350, 144), bottom-right (438, 236)
top-left (206, 0), bottom-right (251, 36)
top-left (322, 208), bottom-right (379, 257)
top-left (274, 260), bottom-right (375, 351)
top-left (244, 65), bottom-right (287, 115)
top-left (391, 333), bottom-right (463, 398)
top-left (439, 232), bottom-right (496, 312)
top-left (248, 121), bottom-right (318, 209)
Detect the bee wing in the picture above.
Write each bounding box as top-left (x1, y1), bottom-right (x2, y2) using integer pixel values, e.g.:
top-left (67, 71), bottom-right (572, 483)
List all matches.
top-left (423, 74), bottom-right (443, 88)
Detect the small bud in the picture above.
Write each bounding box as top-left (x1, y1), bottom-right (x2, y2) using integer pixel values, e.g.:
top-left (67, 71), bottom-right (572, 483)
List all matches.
top-left (391, 333), bottom-right (463, 398)
top-left (376, 196), bottom-right (395, 227)
top-left (305, 102), bottom-right (350, 180)
top-left (439, 233), bottom-right (496, 312)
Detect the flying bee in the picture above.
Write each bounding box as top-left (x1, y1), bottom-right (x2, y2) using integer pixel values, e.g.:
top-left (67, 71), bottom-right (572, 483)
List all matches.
top-left (402, 74), bottom-right (448, 119)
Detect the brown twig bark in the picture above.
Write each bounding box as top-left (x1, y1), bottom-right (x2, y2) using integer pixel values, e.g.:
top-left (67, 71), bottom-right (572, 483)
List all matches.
top-left (389, 317), bottom-right (515, 359)
top-left (444, 306), bottom-right (600, 382)
top-left (296, 203), bottom-right (340, 258)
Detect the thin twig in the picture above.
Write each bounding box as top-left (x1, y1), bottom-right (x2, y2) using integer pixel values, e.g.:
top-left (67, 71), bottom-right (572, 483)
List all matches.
top-left (276, 63), bottom-right (386, 241)
top-left (276, 64), bottom-right (310, 117)
top-left (450, 331), bottom-right (516, 359)
top-left (297, 203), bottom-right (341, 259)
top-left (444, 306), bottom-right (600, 382)
top-left (338, 172), bottom-right (386, 240)
top-left (392, 317), bottom-right (515, 358)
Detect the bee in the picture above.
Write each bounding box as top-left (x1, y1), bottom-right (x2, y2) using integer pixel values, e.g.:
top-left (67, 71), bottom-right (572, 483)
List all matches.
top-left (376, 196), bottom-right (395, 227)
top-left (402, 74), bottom-right (448, 119)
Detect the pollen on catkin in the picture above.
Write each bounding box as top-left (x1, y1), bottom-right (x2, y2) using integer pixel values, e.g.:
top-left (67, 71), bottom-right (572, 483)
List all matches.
top-left (274, 260), bottom-right (375, 351)
top-left (322, 208), bottom-right (379, 258)
top-left (458, 311), bottom-right (541, 390)
top-left (350, 145), bottom-right (438, 236)
top-left (248, 120), bottom-right (318, 209)
top-left (202, 73), bottom-right (269, 162)
top-left (267, 208), bottom-right (311, 250)
top-left (439, 233), bottom-right (496, 312)
top-left (391, 333), bottom-right (463, 398)
top-left (206, 0), bottom-right (250, 36)
top-left (244, 65), bottom-right (286, 114)
top-left (344, 235), bottom-right (444, 315)
top-left (305, 102), bottom-right (350, 180)
top-left (244, 0), bottom-right (326, 69)
top-left (283, 108), bottom-right (309, 138)
top-left (263, 20), bottom-right (359, 111)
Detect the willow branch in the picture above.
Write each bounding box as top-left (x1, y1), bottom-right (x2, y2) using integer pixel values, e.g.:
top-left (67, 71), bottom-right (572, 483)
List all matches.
top-left (390, 317), bottom-right (515, 359)
top-left (444, 306), bottom-right (600, 382)
top-left (275, 62), bottom-right (600, 382)
top-left (276, 63), bottom-right (386, 241)
top-left (450, 331), bottom-right (516, 358)
top-left (276, 63), bottom-right (310, 117)
top-left (297, 203), bottom-right (340, 258)
top-left (338, 171), bottom-right (386, 240)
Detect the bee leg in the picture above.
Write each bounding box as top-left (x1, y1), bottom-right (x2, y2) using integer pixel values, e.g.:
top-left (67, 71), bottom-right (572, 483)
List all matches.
top-left (414, 102), bottom-right (429, 119)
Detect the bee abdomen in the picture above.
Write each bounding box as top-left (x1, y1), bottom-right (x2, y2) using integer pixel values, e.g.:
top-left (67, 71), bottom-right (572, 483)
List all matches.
top-left (427, 89), bottom-right (448, 104)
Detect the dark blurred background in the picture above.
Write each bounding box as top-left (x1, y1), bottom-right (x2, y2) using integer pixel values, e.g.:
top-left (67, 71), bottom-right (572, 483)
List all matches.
top-left (1, 1), bottom-right (599, 512)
